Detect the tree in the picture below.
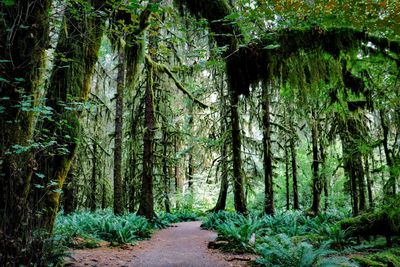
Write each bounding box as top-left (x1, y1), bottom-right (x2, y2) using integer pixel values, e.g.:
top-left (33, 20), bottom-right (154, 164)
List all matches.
top-left (0, 1), bottom-right (51, 263)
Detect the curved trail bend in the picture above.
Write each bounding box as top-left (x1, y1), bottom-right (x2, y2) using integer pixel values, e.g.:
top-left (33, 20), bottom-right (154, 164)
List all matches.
top-left (70, 221), bottom-right (253, 267)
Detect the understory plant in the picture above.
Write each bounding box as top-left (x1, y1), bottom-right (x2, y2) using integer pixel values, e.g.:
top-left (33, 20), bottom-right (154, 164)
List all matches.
top-left (256, 234), bottom-right (357, 267)
top-left (55, 210), bottom-right (153, 246)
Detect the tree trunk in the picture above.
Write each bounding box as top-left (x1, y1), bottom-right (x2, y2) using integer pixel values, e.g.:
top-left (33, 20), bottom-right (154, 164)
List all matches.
top-left (32, 0), bottom-right (106, 232)
top-left (319, 127), bottom-right (328, 211)
top-left (0, 2), bottom-right (51, 262)
top-left (310, 109), bottom-right (321, 215)
top-left (91, 142), bottom-right (97, 212)
top-left (162, 104), bottom-right (171, 213)
top-left (289, 115), bottom-right (299, 209)
top-left (262, 82), bottom-right (274, 215)
top-left (341, 116), bottom-right (366, 216)
top-left (285, 146), bottom-right (290, 210)
top-left (380, 110), bottom-right (396, 195)
top-left (187, 105), bottom-right (194, 192)
top-left (63, 159), bottom-right (77, 215)
top-left (174, 134), bottom-right (183, 209)
top-left (213, 75), bottom-right (229, 212)
top-left (137, 64), bottom-right (156, 219)
top-left (230, 90), bottom-right (247, 214)
top-left (113, 42), bottom-right (126, 216)
top-left (364, 154), bottom-right (374, 209)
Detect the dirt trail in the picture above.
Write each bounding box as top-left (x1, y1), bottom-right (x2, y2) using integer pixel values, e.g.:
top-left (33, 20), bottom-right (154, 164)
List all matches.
top-left (69, 221), bottom-right (254, 267)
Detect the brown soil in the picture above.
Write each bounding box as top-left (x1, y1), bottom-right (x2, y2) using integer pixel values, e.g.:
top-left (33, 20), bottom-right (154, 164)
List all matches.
top-left (67, 221), bottom-right (256, 267)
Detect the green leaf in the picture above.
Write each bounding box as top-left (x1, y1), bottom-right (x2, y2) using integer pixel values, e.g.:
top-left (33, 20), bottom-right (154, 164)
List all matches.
top-left (264, 44), bottom-right (281, 50)
top-left (52, 189), bottom-right (63, 194)
top-left (35, 173), bottom-right (45, 179)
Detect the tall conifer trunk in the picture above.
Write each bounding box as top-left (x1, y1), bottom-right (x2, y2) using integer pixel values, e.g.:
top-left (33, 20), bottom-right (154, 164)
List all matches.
top-left (262, 82), bottom-right (274, 215)
top-left (310, 109), bottom-right (321, 215)
top-left (137, 64), bottom-right (156, 219)
top-left (113, 42), bottom-right (126, 215)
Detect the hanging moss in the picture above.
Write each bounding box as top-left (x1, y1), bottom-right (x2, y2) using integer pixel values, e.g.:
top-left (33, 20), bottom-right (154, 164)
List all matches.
top-left (226, 26), bottom-right (400, 96)
top-left (175, 0), bottom-right (239, 51)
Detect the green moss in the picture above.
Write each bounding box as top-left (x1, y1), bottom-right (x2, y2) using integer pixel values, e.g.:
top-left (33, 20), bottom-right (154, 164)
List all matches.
top-left (226, 26), bottom-right (400, 97)
top-left (340, 197), bottom-right (400, 243)
top-left (354, 248), bottom-right (400, 267)
top-left (354, 256), bottom-right (386, 267)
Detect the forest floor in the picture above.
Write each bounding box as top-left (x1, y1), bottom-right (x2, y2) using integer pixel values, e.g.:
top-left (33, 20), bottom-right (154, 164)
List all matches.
top-left (66, 221), bottom-right (257, 267)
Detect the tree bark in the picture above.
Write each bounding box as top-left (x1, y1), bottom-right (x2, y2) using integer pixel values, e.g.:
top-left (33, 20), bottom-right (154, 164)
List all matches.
top-left (230, 91), bottom-right (247, 214)
top-left (380, 110), bottom-right (396, 195)
top-left (32, 0), bottom-right (107, 232)
top-left (310, 108), bottom-right (321, 215)
top-left (0, 2), bottom-right (51, 261)
top-left (285, 146), bottom-right (290, 210)
top-left (364, 154), bottom-right (374, 209)
top-left (137, 64), bottom-right (156, 219)
top-left (288, 113), bottom-right (299, 210)
top-left (63, 159), bottom-right (77, 215)
top-left (91, 142), bottom-right (97, 212)
top-left (262, 82), bottom-right (274, 215)
top-left (113, 42), bottom-right (126, 215)
top-left (162, 100), bottom-right (171, 213)
top-left (212, 78), bottom-right (229, 212)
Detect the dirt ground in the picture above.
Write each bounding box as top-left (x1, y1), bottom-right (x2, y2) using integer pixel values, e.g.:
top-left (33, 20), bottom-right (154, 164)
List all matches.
top-left (67, 221), bottom-right (256, 267)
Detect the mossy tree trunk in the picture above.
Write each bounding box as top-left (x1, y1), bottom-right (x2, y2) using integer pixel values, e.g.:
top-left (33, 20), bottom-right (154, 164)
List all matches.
top-left (341, 116), bottom-right (366, 216)
top-left (91, 141), bottom-right (98, 212)
top-left (174, 133), bottom-right (184, 208)
top-left (137, 64), bottom-right (156, 219)
top-left (230, 90), bottom-right (247, 214)
top-left (0, 1), bottom-right (51, 262)
top-left (187, 104), bottom-right (194, 191)
top-left (63, 159), bottom-right (77, 214)
top-left (380, 109), bottom-right (397, 196)
top-left (161, 92), bottom-right (171, 213)
top-left (285, 145), bottom-right (290, 210)
top-left (113, 41), bottom-right (126, 216)
top-left (290, 140), bottom-right (300, 210)
top-left (32, 0), bottom-right (107, 233)
top-left (262, 82), bottom-right (274, 215)
top-left (213, 75), bottom-right (229, 212)
top-left (310, 108), bottom-right (321, 215)
top-left (364, 154), bottom-right (374, 209)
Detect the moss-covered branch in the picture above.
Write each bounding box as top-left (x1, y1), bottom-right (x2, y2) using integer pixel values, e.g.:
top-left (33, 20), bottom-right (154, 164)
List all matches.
top-left (145, 55), bottom-right (210, 109)
top-left (227, 27), bottom-right (400, 96)
top-left (340, 197), bottom-right (400, 246)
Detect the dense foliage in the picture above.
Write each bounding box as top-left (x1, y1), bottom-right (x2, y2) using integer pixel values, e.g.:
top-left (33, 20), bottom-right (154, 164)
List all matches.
top-left (1, 0), bottom-right (399, 266)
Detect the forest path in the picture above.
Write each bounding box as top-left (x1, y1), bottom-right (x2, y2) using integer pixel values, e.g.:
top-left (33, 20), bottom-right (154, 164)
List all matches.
top-left (69, 221), bottom-right (254, 267)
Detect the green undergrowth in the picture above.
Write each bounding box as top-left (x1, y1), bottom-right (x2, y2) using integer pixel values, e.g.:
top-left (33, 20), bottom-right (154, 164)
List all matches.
top-left (54, 209), bottom-right (202, 248)
top-left (202, 210), bottom-right (358, 266)
top-left (353, 247), bottom-right (400, 267)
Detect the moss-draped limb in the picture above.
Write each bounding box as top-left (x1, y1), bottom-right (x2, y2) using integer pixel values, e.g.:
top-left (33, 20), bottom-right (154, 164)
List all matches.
top-left (227, 27), bottom-right (400, 96)
top-left (145, 55), bottom-right (209, 108)
top-left (340, 197), bottom-right (400, 246)
top-left (32, 0), bottom-right (108, 233)
top-left (0, 0), bottom-right (51, 264)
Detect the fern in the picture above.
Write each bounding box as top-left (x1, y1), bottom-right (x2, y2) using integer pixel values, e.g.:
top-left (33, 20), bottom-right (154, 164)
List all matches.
top-left (256, 234), bottom-right (357, 267)
top-left (55, 210), bottom-right (153, 246)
